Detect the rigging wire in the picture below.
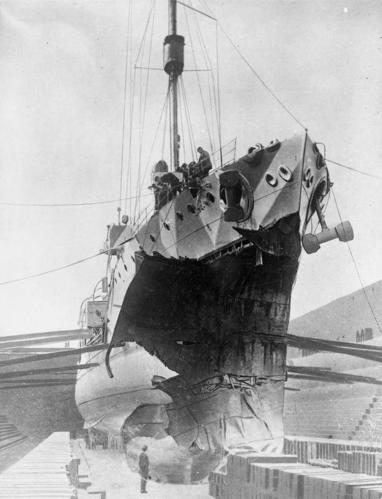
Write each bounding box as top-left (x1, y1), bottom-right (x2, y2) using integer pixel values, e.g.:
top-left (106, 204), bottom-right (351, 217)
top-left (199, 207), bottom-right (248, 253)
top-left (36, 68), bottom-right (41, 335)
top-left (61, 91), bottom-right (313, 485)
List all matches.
top-left (179, 76), bottom-right (196, 159)
top-left (137, 82), bottom-right (171, 201)
top-left (125, 0), bottom-right (135, 215)
top-left (192, 3), bottom-right (220, 161)
top-left (161, 90), bottom-right (170, 159)
top-left (178, 85), bottom-right (186, 164)
top-left (147, 198), bottom-right (177, 251)
top-left (0, 194), bottom-right (150, 208)
top-left (124, 0), bottom-right (155, 216)
top-left (332, 188), bottom-right (382, 335)
top-left (200, 0), bottom-right (307, 132)
top-left (214, 13), bottom-right (223, 167)
top-left (327, 159), bottom-right (382, 180)
top-left (184, 5), bottom-right (214, 153)
top-left (135, 0), bottom-right (157, 219)
top-left (118, 0), bottom-right (133, 222)
top-left (0, 251), bottom-right (107, 287)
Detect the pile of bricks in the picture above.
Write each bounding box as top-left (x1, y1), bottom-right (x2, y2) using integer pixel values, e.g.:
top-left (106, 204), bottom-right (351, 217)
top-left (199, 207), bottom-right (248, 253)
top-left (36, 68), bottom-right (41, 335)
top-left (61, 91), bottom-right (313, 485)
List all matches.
top-left (284, 436), bottom-right (382, 463)
top-left (209, 451), bottom-right (382, 499)
top-left (338, 451), bottom-right (382, 476)
top-left (209, 452), bottom-right (297, 499)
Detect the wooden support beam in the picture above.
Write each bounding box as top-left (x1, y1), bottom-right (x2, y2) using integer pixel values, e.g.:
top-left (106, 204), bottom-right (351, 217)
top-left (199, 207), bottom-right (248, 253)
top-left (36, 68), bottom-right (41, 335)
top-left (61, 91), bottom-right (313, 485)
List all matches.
top-left (0, 382), bottom-right (76, 390)
top-left (287, 334), bottom-right (382, 353)
top-left (0, 348), bottom-right (76, 354)
top-left (287, 373), bottom-right (350, 384)
top-left (287, 365), bottom-right (332, 374)
top-left (0, 329), bottom-right (90, 343)
top-left (287, 365), bottom-right (382, 385)
top-left (286, 335), bottom-right (382, 363)
top-left (0, 334), bottom-right (90, 349)
top-left (0, 343), bottom-right (107, 368)
top-left (0, 363), bottom-right (98, 379)
top-left (0, 378), bottom-right (77, 384)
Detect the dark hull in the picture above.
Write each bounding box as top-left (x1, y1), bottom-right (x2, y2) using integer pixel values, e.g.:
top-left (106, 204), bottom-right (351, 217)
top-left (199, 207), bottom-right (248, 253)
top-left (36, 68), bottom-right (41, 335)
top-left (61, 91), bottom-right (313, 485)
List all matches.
top-left (112, 243), bottom-right (299, 479)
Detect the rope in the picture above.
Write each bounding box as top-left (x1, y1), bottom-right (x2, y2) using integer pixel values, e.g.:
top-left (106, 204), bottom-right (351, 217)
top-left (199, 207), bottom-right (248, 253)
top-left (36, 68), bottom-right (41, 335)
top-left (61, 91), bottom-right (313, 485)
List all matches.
top-left (180, 76), bottom-right (196, 158)
top-left (143, 196), bottom-right (177, 250)
top-left (178, 85), bottom-right (186, 163)
top-left (200, 0), bottom-right (306, 131)
top-left (137, 82), bottom-right (171, 199)
top-left (184, 6), bottom-right (214, 153)
top-left (332, 188), bottom-right (382, 335)
top-left (327, 159), bottom-right (382, 180)
top-left (161, 90), bottom-right (170, 159)
top-left (125, 0), bottom-right (135, 214)
top-left (135, 0), bottom-right (156, 219)
top-left (118, 1), bottom-right (132, 216)
top-left (215, 19), bottom-right (223, 167)
top-left (0, 194), bottom-right (151, 208)
top-left (193, 5), bottom-right (220, 159)
top-left (179, 77), bottom-right (191, 158)
top-left (0, 251), bottom-right (108, 287)
top-left (125, 0), bottom-right (154, 216)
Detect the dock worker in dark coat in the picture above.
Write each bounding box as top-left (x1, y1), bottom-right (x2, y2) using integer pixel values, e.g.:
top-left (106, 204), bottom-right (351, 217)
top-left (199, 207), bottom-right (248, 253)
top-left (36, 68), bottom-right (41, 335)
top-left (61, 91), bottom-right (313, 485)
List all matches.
top-left (139, 445), bottom-right (149, 494)
top-left (196, 146), bottom-right (212, 177)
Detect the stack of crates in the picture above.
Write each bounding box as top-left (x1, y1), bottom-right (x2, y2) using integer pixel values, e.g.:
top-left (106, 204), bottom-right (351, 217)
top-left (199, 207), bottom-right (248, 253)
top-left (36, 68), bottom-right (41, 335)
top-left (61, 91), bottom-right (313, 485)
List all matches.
top-left (284, 437), bottom-right (382, 464)
top-left (338, 451), bottom-right (382, 476)
top-left (208, 450), bottom-right (382, 498)
top-left (209, 452), bottom-right (298, 499)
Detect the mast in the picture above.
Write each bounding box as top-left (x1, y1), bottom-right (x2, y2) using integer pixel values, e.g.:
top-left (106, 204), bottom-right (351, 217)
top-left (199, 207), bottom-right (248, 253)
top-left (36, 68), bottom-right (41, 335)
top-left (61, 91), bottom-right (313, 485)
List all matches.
top-left (163, 0), bottom-right (184, 170)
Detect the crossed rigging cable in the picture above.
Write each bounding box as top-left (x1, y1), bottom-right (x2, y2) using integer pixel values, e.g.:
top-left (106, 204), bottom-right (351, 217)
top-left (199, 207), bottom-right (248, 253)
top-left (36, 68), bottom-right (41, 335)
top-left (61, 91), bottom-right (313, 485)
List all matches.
top-left (1, 1), bottom-right (380, 296)
top-left (331, 188), bottom-right (382, 336)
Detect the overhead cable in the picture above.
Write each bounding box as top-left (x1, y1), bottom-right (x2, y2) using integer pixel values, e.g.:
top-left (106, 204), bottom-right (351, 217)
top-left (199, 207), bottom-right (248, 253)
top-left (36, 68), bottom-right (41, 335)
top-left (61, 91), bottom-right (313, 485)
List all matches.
top-left (0, 251), bottom-right (107, 286)
top-left (118, 0), bottom-right (133, 213)
top-left (200, 0), bottom-right (307, 131)
top-left (0, 193), bottom-right (150, 208)
top-left (178, 1), bottom-right (216, 20)
top-left (332, 189), bottom-right (382, 335)
top-left (184, 5), bottom-right (214, 153)
top-left (327, 159), bottom-right (382, 180)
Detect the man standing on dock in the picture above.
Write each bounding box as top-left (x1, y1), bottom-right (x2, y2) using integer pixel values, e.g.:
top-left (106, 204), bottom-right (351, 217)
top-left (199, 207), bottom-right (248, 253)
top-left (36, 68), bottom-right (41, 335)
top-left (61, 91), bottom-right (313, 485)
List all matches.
top-left (139, 445), bottom-right (150, 494)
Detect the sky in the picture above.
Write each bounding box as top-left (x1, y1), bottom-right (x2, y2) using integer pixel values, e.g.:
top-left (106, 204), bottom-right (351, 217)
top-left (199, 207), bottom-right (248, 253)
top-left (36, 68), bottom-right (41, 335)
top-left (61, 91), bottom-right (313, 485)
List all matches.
top-left (0, 0), bottom-right (381, 336)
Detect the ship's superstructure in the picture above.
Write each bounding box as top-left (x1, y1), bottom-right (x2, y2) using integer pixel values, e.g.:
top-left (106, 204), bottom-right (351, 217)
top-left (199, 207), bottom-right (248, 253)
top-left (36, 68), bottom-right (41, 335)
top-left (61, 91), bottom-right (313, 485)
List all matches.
top-left (75, 0), bottom-right (353, 483)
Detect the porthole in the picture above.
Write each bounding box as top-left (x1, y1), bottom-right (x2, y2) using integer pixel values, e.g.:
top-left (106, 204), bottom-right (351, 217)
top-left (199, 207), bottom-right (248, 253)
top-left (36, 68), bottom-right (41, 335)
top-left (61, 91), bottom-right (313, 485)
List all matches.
top-left (266, 173), bottom-right (278, 187)
top-left (278, 165), bottom-right (293, 182)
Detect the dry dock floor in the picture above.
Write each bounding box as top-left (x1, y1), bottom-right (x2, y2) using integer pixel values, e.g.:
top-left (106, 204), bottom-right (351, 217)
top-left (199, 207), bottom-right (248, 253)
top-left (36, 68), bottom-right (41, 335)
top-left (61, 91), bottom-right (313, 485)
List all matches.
top-left (74, 439), bottom-right (210, 499)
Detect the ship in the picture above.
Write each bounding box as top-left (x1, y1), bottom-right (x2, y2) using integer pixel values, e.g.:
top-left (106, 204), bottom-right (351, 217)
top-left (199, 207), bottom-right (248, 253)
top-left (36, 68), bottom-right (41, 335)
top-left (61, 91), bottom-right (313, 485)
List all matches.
top-left (73, 0), bottom-right (354, 483)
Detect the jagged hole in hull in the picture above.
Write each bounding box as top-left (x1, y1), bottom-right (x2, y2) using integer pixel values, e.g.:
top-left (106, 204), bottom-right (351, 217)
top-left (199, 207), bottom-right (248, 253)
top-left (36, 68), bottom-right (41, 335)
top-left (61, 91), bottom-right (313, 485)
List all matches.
top-left (112, 243), bottom-right (299, 482)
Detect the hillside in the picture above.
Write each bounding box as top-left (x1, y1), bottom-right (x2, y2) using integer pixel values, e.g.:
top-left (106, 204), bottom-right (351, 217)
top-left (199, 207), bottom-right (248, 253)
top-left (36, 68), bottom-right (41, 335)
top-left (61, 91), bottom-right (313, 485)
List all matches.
top-left (288, 280), bottom-right (382, 358)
